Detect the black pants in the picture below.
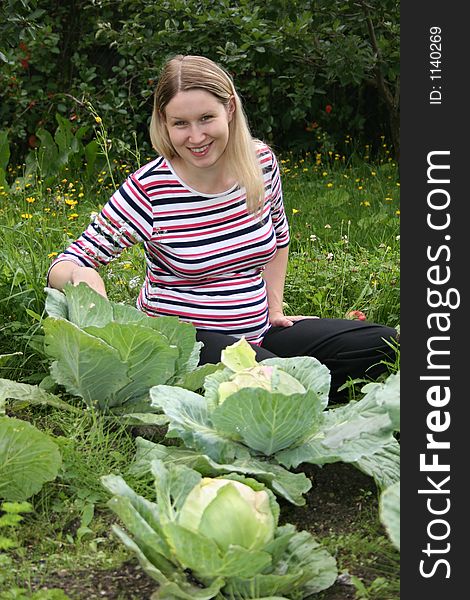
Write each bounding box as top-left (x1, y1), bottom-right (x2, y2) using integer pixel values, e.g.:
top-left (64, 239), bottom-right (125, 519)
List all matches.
top-left (196, 319), bottom-right (398, 402)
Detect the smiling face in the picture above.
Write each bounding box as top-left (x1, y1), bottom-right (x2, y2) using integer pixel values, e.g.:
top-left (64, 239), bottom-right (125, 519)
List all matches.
top-left (164, 89), bottom-right (235, 175)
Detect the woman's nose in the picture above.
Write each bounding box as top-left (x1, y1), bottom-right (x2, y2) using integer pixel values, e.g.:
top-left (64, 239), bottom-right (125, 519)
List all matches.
top-left (188, 124), bottom-right (205, 144)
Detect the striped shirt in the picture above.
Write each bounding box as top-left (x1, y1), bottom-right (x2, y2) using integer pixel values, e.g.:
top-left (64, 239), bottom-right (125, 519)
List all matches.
top-left (50, 144), bottom-right (290, 344)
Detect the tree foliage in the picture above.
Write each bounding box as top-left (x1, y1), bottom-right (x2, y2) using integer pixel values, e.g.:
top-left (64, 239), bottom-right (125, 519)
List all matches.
top-left (0, 0), bottom-right (399, 163)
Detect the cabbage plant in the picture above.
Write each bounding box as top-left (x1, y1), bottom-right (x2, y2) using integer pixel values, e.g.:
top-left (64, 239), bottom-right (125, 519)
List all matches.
top-left (101, 460), bottom-right (337, 599)
top-left (40, 284), bottom-right (217, 417)
top-left (139, 339), bottom-right (400, 505)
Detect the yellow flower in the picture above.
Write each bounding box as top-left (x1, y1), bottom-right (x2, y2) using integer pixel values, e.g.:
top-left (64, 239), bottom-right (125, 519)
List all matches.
top-left (68, 213), bottom-right (79, 220)
top-left (358, 186), bottom-right (363, 190)
top-left (395, 209), bottom-right (400, 216)
top-left (322, 171), bottom-right (328, 177)
top-left (65, 199), bottom-right (78, 207)
top-left (292, 208), bottom-right (299, 215)
top-left (20, 213), bottom-right (33, 219)
top-left (26, 196), bottom-right (36, 203)
top-left (48, 252), bottom-right (58, 259)
top-left (95, 116), bottom-right (102, 124)
top-left (361, 201), bottom-right (371, 207)
top-left (371, 171), bottom-right (376, 176)
top-left (327, 182), bottom-right (333, 188)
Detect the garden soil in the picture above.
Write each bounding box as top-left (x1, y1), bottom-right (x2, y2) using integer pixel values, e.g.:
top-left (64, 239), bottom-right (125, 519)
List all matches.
top-left (28, 463), bottom-right (388, 600)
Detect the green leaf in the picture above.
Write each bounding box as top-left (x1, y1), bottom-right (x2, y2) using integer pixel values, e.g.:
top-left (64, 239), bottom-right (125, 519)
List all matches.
top-left (277, 390), bottom-right (396, 468)
top-left (221, 338), bottom-right (258, 371)
top-left (44, 317), bottom-right (130, 409)
top-left (164, 521), bottom-right (271, 579)
top-left (62, 283), bottom-right (113, 328)
top-left (0, 417), bottom-right (61, 501)
top-left (86, 322), bottom-right (178, 403)
top-left (111, 525), bottom-right (225, 599)
top-left (175, 362), bottom-right (222, 392)
top-left (361, 371), bottom-right (400, 432)
top-left (353, 439), bottom-right (400, 490)
top-left (131, 439), bottom-right (311, 507)
top-left (147, 317), bottom-right (202, 377)
top-left (44, 287), bottom-right (69, 320)
top-left (0, 130), bottom-right (10, 172)
top-left (150, 459), bottom-right (202, 518)
top-left (224, 524), bottom-right (337, 598)
top-left (379, 481), bottom-right (400, 550)
top-left (0, 378), bottom-right (82, 414)
top-left (149, 386), bottom-right (239, 462)
top-left (212, 388), bottom-right (324, 456)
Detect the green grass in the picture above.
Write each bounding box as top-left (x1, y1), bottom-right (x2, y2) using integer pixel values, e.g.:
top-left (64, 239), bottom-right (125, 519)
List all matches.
top-left (0, 144), bottom-right (400, 598)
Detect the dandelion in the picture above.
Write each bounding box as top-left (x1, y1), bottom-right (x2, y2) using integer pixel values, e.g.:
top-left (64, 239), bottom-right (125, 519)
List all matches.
top-left (65, 199), bottom-right (78, 207)
top-left (25, 196), bottom-right (36, 203)
top-left (47, 252), bottom-right (58, 259)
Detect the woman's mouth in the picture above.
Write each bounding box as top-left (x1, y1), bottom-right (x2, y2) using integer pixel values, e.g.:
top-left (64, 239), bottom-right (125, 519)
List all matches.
top-left (187, 142), bottom-right (212, 157)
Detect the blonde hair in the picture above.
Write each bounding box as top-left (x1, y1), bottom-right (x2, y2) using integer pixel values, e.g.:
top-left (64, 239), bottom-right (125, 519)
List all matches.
top-left (149, 55), bottom-right (264, 214)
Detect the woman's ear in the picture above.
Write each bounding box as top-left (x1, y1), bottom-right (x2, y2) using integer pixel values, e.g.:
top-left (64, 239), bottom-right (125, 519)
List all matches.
top-left (227, 96), bottom-right (236, 122)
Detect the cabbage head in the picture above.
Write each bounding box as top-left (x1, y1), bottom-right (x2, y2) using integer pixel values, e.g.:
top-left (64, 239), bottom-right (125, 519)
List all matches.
top-left (218, 365), bottom-right (306, 404)
top-left (178, 477), bottom-right (275, 551)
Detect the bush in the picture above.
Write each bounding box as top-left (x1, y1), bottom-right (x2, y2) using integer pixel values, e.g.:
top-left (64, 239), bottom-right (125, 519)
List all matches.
top-left (0, 0), bottom-right (399, 165)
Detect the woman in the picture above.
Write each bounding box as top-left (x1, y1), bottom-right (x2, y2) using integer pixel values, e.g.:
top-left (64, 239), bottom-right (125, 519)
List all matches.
top-left (48, 55), bottom-right (398, 401)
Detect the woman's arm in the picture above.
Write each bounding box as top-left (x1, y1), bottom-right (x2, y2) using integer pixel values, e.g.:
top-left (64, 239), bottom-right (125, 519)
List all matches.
top-left (48, 260), bottom-right (108, 298)
top-left (263, 246), bottom-right (294, 327)
top-left (263, 246), bottom-right (318, 327)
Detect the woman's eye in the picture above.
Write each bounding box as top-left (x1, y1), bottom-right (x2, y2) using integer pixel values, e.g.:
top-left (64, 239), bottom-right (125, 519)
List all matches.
top-left (201, 115), bottom-right (213, 121)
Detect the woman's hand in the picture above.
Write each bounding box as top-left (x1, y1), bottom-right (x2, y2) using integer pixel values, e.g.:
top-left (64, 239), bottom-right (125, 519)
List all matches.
top-left (48, 261), bottom-right (108, 299)
top-left (269, 311), bottom-right (319, 328)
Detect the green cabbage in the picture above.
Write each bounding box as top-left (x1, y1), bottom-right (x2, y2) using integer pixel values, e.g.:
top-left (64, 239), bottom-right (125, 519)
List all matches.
top-left (178, 478), bottom-right (275, 552)
top-left (101, 461), bottom-right (338, 599)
